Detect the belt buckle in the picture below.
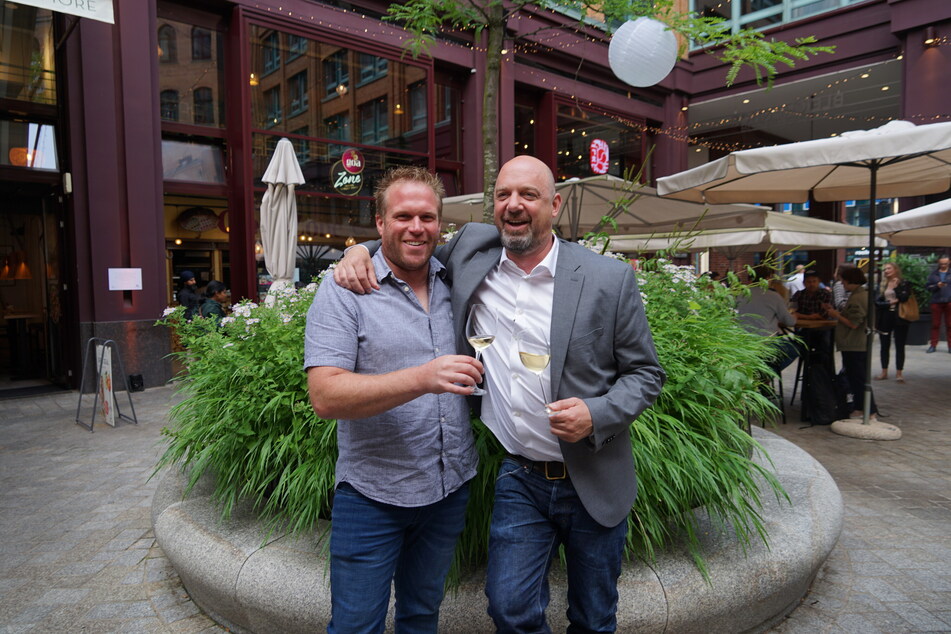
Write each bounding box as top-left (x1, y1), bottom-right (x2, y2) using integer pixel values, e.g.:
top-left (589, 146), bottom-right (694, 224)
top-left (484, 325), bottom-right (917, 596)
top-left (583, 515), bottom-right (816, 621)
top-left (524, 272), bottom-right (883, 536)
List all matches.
top-left (544, 462), bottom-right (566, 480)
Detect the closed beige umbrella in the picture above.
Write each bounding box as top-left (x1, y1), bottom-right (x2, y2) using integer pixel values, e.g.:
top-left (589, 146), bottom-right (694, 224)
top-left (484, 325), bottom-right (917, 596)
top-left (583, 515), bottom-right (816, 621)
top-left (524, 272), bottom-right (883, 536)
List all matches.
top-left (260, 138), bottom-right (305, 303)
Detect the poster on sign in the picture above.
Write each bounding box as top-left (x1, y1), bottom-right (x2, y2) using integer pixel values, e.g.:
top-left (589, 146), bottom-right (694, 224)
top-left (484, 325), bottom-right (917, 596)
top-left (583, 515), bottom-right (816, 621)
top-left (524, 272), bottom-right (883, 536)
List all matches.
top-left (590, 139), bottom-right (610, 174)
top-left (95, 344), bottom-right (116, 427)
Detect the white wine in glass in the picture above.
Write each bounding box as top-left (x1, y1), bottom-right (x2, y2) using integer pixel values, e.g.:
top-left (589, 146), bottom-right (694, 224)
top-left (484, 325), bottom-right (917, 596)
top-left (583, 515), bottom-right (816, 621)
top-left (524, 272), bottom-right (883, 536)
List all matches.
top-left (465, 304), bottom-right (497, 396)
top-left (516, 327), bottom-right (551, 415)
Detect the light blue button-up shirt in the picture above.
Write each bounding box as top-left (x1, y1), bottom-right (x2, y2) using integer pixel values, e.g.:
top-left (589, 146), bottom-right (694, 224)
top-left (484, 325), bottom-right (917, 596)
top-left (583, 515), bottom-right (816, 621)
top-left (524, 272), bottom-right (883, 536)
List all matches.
top-left (304, 251), bottom-right (477, 507)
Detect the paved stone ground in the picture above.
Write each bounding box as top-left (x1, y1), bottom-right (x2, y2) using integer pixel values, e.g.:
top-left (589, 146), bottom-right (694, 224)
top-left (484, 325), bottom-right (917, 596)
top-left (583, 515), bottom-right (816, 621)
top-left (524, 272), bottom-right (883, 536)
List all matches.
top-left (766, 342), bottom-right (951, 633)
top-left (0, 340), bottom-right (948, 633)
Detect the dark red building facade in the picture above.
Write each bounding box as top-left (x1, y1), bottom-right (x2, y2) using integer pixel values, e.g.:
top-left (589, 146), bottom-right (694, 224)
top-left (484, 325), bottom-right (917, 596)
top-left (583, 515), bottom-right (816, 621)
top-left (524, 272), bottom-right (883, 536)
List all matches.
top-left (0, 0), bottom-right (948, 392)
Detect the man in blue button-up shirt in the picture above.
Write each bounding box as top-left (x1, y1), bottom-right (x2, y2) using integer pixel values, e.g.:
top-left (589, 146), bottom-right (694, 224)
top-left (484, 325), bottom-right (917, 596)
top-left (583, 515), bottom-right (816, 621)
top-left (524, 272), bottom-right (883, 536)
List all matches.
top-left (304, 167), bottom-right (483, 633)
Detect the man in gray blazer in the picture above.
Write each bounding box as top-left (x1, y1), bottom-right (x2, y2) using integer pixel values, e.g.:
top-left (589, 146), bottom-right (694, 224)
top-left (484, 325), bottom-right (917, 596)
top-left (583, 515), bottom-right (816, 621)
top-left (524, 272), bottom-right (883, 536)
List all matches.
top-left (334, 155), bottom-right (665, 632)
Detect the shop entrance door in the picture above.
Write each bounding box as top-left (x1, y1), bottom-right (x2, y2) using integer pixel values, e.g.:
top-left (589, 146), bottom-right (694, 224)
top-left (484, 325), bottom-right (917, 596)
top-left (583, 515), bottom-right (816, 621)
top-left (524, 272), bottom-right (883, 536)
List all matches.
top-left (0, 181), bottom-right (67, 395)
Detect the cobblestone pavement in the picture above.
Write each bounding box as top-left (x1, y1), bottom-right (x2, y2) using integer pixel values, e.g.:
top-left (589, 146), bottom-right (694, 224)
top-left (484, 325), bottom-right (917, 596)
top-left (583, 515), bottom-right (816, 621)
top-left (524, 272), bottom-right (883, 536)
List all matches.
top-left (0, 340), bottom-right (948, 633)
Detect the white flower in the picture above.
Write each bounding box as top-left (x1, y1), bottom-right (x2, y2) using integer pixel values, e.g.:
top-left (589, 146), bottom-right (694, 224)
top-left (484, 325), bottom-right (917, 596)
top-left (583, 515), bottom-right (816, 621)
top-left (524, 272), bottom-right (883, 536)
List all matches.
top-left (220, 316), bottom-right (235, 326)
top-left (222, 342), bottom-right (234, 348)
top-left (162, 306), bottom-right (176, 317)
top-left (305, 282), bottom-right (318, 292)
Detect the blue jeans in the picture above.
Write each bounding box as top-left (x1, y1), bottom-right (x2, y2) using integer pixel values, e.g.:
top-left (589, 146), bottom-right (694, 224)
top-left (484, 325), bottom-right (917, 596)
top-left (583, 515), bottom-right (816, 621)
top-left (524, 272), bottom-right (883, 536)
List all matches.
top-left (328, 482), bottom-right (470, 634)
top-left (486, 459), bottom-right (628, 634)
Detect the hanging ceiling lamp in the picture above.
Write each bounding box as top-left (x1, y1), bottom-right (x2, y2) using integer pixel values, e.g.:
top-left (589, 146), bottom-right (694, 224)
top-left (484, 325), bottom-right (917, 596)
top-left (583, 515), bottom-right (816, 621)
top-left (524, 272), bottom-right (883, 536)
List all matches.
top-left (608, 17), bottom-right (679, 88)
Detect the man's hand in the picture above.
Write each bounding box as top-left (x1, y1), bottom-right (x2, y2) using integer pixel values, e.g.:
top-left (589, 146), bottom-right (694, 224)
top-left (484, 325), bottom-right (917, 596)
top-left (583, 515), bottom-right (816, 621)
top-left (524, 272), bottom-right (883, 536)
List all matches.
top-left (418, 355), bottom-right (484, 396)
top-left (547, 398), bottom-right (593, 443)
top-left (333, 245), bottom-right (379, 294)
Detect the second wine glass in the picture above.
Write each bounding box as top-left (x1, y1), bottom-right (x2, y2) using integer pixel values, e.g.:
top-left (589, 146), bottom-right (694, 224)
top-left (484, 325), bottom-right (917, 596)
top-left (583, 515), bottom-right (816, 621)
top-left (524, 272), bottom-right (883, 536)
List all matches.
top-left (465, 304), bottom-right (497, 396)
top-left (516, 326), bottom-right (552, 415)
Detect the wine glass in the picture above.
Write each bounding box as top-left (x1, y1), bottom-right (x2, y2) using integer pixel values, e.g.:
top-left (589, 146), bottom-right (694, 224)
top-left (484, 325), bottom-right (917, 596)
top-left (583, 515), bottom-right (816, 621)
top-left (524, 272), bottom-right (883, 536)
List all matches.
top-left (516, 327), bottom-right (552, 415)
top-left (465, 304), bottom-right (497, 396)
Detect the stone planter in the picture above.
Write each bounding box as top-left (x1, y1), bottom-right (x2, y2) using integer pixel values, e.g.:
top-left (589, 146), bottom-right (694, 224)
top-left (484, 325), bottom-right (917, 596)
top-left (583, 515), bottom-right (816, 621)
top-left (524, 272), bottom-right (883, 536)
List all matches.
top-left (152, 429), bottom-right (843, 634)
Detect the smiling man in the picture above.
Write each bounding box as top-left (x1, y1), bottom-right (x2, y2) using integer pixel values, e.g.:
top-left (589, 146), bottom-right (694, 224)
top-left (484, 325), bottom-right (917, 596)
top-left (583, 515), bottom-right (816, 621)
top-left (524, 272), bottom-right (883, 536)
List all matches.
top-left (304, 166), bottom-right (482, 633)
top-left (334, 155), bottom-right (666, 633)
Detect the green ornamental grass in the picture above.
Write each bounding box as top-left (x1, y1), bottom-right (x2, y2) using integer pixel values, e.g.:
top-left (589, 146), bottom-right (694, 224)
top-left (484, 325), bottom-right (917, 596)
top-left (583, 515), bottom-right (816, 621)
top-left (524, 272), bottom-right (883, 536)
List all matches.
top-left (155, 259), bottom-right (787, 580)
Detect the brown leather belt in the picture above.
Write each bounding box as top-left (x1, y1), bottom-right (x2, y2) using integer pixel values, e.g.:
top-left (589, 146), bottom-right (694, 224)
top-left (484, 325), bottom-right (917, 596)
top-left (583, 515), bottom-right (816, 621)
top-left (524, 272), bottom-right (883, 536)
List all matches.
top-left (508, 454), bottom-right (568, 480)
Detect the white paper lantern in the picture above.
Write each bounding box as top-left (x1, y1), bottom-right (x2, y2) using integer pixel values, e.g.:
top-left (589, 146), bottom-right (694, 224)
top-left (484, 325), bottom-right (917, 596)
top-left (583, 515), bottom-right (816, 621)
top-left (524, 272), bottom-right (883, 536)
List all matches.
top-left (608, 17), bottom-right (679, 88)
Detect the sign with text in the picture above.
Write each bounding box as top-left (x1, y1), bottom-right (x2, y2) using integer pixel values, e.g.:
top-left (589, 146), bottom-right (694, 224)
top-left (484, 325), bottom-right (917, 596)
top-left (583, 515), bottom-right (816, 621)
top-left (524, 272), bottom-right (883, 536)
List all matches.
top-left (16, 0), bottom-right (115, 24)
top-left (331, 148), bottom-right (365, 196)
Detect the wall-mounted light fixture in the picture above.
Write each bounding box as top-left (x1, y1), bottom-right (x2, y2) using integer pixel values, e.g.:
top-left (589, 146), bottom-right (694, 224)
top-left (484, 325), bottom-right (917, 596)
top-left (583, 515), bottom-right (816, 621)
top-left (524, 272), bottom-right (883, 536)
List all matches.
top-left (394, 103), bottom-right (404, 115)
top-left (924, 26), bottom-right (938, 48)
top-left (336, 84), bottom-right (348, 97)
top-left (249, 73), bottom-right (259, 86)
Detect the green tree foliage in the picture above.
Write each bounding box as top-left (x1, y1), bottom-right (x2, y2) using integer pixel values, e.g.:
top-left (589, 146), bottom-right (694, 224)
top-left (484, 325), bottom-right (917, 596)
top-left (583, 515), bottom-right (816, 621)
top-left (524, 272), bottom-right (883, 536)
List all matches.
top-left (385, 0), bottom-right (834, 219)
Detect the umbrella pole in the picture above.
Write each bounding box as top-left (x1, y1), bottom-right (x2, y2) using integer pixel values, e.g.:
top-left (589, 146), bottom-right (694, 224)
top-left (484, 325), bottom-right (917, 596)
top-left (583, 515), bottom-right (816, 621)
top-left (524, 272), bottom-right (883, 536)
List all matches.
top-left (863, 164), bottom-right (879, 426)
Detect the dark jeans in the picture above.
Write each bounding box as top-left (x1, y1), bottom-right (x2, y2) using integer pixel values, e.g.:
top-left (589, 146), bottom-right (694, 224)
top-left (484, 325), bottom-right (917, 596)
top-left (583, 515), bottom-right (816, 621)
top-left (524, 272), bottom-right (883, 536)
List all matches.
top-left (841, 350), bottom-right (877, 415)
top-left (486, 459), bottom-right (628, 634)
top-left (931, 302), bottom-right (951, 348)
top-left (328, 482), bottom-right (470, 634)
top-left (877, 309), bottom-right (909, 370)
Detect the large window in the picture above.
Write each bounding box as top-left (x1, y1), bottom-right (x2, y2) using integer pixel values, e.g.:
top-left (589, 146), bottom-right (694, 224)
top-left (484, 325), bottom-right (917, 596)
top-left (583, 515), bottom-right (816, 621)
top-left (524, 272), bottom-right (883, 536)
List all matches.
top-left (157, 16), bottom-right (225, 128)
top-left (692, 0), bottom-right (867, 36)
top-left (263, 32), bottom-right (281, 75)
top-left (323, 113), bottom-right (351, 156)
top-left (323, 50), bottom-right (349, 98)
top-left (159, 24), bottom-right (177, 63)
top-left (0, 6), bottom-right (56, 105)
top-left (161, 90), bottom-right (180, 122)
top-left (408, 82), bottom-right (427, 132)
top-left (192, 27), bottom-right (212, 61)
top-left (289, 72), bottom-right (309, 117)
top-left (358, 54), bottom-right (388, 85)
top-left (359, 98), bottom-right (389, 145)
top-left (555, 103), bottom-right (644, 181)
top-left (193, 87), bottom-right (214, 125)
top-left (264, 87), bottom-right (282, 127)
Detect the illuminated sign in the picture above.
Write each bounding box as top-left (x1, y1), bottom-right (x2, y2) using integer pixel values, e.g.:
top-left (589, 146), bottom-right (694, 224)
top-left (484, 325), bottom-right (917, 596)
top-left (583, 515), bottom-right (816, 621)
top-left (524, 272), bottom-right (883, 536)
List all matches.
top-left (332, 149), bottom-right (365, 196)
top-left (589, 139), bottom-right (609, 174)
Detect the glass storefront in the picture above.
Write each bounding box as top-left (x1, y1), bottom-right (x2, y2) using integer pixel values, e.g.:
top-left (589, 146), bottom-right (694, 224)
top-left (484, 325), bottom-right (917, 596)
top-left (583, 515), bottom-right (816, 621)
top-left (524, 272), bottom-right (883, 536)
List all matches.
top-left (555, 103), bottom-right (644, 182)
top-left (0, 5), bottom-right (56, 105)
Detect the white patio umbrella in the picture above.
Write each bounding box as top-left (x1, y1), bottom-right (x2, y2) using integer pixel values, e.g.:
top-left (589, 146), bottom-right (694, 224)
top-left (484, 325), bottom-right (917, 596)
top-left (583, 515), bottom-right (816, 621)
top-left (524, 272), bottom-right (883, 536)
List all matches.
top-left (876, 197), bottom-right (951, 247)
top-left (612, 209), bottom-right (888, 260)
top-left (442, 175), bottom-right (761, 240)
top-left (657, 119), bottom-right (951, 436)
top-left (260, 138), bottom-right (305, 303)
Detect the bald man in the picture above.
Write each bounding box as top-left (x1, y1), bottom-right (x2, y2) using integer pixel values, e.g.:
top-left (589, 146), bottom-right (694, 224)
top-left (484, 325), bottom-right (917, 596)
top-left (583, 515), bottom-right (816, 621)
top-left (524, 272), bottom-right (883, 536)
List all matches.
top-left (335, 156), bottom-right (665, 632)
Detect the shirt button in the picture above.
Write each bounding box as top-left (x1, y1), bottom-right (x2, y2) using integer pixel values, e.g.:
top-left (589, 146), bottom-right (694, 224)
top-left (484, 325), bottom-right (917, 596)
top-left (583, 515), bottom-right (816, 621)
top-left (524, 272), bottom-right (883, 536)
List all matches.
top-left (513, 411), bottom-right (522, 418)
top-left (403, 285), bottom-right (410, 292)
top-left (441, 417), bottom-right (446, 423)
top-left (435, 347), bottom-right (440, 353)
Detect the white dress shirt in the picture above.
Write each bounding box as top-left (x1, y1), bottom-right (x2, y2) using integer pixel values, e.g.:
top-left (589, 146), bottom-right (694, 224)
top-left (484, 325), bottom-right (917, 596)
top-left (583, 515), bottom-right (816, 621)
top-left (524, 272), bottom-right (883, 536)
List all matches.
top-left (473, 238), bottom-right (562, 461)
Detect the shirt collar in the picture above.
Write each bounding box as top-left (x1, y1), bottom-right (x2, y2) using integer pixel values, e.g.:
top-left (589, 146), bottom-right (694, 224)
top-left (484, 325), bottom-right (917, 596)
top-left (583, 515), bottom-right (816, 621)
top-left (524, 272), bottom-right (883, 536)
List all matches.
top-left (372, 249), bottom-right (446, 284)
top-left (498, 233), bottom-right (559, 277)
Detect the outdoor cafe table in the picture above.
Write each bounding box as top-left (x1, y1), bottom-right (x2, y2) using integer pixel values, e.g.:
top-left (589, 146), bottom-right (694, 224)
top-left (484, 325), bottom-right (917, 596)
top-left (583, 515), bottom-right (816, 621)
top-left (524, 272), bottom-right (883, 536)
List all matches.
top-left (793, 319), bottom-right (838, 424)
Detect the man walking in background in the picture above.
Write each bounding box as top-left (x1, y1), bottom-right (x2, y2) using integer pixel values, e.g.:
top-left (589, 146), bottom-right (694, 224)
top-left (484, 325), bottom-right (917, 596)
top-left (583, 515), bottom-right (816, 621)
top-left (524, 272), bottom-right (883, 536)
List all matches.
top-left (925, 255), bottom-right (951, 353)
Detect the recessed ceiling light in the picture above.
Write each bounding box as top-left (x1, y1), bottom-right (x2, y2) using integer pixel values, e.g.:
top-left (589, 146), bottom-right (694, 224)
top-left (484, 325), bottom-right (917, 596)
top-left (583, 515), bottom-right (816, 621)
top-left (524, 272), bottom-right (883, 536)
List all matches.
top-left (742, 98), bottom-right (750, 104)
top-left (860, 73), bottom-right (869, 79)
top-left (881, 86), bottom-right (890, 91)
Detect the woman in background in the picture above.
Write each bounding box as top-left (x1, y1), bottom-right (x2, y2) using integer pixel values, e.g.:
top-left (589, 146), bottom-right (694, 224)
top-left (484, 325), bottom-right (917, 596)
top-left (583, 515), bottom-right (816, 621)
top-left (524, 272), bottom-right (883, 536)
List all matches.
top-left (875, 262), bottom-right (912, 382)
top-left (824, 267), bottom-right (878, 419)
top-left (199, 281), bottom-right (230, 322)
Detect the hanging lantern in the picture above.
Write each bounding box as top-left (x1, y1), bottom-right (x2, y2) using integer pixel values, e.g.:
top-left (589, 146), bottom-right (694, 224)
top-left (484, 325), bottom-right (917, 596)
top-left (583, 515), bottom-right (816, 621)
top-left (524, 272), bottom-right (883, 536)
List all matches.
top-left (608, 17), bottom-right (679, 88)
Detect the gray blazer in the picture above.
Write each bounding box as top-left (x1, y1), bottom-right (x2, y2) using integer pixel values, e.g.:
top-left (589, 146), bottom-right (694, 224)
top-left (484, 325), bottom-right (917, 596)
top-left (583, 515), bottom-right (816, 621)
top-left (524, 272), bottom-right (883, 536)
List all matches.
top-left (361, 223), bottom-right (665, 526)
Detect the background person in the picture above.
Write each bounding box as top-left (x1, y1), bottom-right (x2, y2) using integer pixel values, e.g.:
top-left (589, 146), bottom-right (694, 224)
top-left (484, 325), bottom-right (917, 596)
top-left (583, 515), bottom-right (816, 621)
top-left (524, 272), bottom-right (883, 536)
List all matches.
top-left (831, 263), bottom-right (855, 311)
top-left (875, 262), bottom-right (913, 382)
top-left (199, 281), bottom-right (229, 321)
top-left (736, 265), bottom-right (799, 372)
top-left (823, 267), bottom-right (878, 419)
top-left (177, 270), bottom-right (202, 320)
top-left (334, 155), bottom-right (666, 633)
top-left (791, 269), bottom-right (832, 320)
top-left (305, 167), bottom-right (481, 633)
top-left (925, 255), bottom-right (951, 353)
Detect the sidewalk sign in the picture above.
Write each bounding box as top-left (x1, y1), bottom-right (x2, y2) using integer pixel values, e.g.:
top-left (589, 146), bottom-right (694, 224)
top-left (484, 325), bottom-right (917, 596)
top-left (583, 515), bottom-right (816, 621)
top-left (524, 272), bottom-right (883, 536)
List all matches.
top-left (75, 338), bottom-right (138, 432)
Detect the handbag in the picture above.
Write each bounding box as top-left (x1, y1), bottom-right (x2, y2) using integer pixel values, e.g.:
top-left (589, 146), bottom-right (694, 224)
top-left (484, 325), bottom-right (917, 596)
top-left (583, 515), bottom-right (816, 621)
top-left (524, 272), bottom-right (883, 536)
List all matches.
top-left (898, 293), bottom-right (919, 322)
